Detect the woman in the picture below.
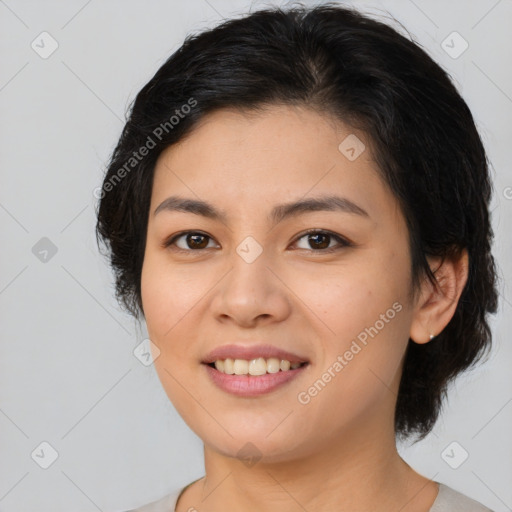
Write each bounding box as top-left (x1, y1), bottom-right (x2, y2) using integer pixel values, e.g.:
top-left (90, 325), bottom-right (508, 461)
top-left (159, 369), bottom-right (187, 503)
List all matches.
top-left (95, 3), bottom-right (499, 511)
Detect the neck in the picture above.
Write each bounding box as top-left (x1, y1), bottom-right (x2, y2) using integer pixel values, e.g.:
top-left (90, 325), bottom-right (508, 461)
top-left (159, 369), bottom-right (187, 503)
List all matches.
top-left (183, 410), bottom-right (437, 512)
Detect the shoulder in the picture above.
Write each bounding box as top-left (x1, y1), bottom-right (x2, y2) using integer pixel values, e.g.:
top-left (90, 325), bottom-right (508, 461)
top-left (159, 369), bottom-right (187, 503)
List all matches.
top-left (123, 486), bottom-right (183, 512)
top-left (125, 477), bottom-right (203, 512)
top-left (430, 482), bottom-right (494, 512)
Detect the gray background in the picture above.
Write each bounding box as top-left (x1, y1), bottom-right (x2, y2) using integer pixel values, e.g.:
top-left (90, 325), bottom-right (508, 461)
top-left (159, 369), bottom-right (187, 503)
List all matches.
top-left (0, 0), bottom-right (511, 511)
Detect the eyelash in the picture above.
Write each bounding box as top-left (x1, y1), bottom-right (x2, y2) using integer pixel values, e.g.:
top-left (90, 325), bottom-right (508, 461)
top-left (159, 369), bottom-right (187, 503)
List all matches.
top-left (162, 229), bottom-right (353, 254)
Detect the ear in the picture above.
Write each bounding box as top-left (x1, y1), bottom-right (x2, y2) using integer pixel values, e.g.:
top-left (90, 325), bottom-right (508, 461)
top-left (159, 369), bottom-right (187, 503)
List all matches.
top-left (409, 248), bottom-right (469, 344)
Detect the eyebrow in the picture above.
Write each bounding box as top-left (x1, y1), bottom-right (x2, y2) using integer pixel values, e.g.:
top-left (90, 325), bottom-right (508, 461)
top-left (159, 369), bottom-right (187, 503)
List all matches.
top-left (153, 194), bottom-right (370, 226)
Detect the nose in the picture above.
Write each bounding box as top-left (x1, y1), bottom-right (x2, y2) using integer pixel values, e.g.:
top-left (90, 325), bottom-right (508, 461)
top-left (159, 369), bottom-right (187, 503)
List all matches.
top-left (210, 246), bottom-right (292, 328)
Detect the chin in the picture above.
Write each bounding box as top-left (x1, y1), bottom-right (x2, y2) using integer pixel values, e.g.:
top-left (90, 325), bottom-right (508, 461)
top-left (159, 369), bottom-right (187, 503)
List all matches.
top-left (207, 435), bottom-right (306, 465)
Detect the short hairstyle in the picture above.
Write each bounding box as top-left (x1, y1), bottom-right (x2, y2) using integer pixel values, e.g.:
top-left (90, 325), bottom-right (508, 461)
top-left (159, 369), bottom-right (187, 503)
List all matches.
top-left (95, 2), bottom-right (499, 441)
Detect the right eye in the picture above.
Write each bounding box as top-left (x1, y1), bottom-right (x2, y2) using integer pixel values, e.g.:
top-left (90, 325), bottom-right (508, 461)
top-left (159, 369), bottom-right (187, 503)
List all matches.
top-left (162, 231), bottom-right (219, 252)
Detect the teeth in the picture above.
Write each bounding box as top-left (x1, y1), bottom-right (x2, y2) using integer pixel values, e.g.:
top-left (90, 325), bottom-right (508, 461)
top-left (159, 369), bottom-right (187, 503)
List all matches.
top-left (213, 357), bottom-right (304, 375)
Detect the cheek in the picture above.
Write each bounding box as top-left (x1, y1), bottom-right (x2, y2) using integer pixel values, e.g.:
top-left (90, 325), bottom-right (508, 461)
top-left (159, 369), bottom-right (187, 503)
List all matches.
top-left (141, 255), bottom-right (202, 412)
top-left (141, 253), bottom-right (198, 338)
top-left (289, 250), bottom-right (411, 387)
top-left (291, 275), bottom-right (409, 432)
top-left (292, 250), bottom-right (409, 335)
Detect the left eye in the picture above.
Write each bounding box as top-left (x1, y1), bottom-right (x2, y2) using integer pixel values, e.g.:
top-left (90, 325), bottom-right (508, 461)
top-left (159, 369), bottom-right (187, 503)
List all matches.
top-left (292, 230), bottom-right (351, 252)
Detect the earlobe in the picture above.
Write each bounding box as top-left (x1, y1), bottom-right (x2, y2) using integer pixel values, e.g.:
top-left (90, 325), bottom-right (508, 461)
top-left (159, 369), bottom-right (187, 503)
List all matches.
top-left (409, 248), bottom-right (469, 344)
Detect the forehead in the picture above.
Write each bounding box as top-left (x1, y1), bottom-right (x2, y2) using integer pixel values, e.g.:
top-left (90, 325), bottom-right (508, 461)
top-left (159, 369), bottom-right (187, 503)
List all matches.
top-left (157, 104), bottom-right (371, 167)
top-left (150, 105), bottom-right (401, 224)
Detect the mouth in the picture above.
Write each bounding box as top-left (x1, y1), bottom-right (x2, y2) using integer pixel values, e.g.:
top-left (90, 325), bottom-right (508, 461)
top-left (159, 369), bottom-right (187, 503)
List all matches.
top-left (204, 360), bottom-right (309, 374)
top-left (202, 359), bottom-right (310, 397)
top-left (201, 343), bottom-right (310, 367)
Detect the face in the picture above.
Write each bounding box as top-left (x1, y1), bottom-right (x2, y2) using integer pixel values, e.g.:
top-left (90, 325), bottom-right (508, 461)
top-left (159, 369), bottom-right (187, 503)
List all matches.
top-left (141, 105), bottom-right (418, 463)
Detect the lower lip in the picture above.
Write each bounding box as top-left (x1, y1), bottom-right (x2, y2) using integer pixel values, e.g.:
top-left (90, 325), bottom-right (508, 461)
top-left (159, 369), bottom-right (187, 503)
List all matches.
top-left (203, 363), bottom-right (309, 397)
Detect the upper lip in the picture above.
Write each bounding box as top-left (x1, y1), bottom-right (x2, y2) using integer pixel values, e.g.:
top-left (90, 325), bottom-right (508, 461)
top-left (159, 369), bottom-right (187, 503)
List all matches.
top-left (202, 343), bottom-right (310, 364)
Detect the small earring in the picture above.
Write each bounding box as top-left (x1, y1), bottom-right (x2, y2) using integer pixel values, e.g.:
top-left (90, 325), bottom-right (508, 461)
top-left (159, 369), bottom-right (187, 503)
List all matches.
top-left (429, 333), bottom-right (435, 340)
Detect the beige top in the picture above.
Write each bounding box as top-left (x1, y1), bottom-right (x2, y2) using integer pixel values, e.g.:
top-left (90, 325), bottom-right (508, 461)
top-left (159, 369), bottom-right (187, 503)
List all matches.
top-left (125, 479), bottom-right (494, 512)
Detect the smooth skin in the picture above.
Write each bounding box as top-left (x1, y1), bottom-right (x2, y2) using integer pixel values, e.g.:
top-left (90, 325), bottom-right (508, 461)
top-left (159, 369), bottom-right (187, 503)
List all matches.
top-left (140, 105), bottom-right (469, 512)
